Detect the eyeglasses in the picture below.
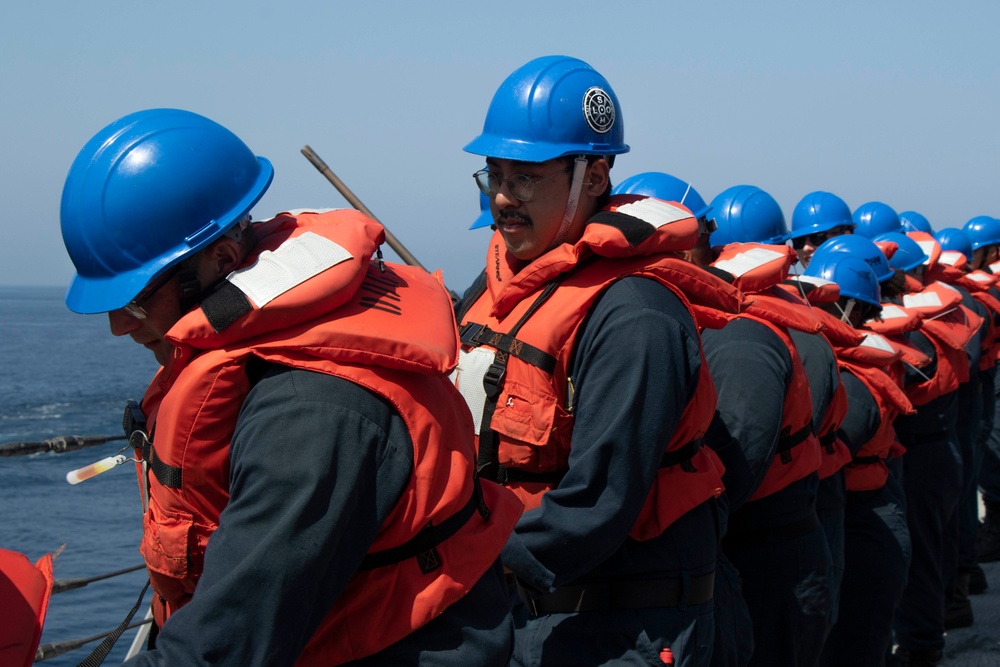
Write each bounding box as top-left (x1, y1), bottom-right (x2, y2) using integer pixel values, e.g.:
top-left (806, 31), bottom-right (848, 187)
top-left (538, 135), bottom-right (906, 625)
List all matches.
top-left (791, 227), bottom-right (851, 249)
top-left (473, 166), bottom-right (571, 202)
top-left (122, 266), bottom-right (181, 320)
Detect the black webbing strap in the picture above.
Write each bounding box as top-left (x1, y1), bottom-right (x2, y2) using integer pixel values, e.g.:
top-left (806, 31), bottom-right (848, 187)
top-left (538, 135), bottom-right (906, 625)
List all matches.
top-left (819, 430), bottom-right (838, 454)
top-left (359, 477), bottom-right (491, 574)
top-left (74, 579), bottom-right (149, 667)
top-left (200, 279), bottom-right (253, 333)
top-left (455, 270), bottom-right (488, 323)
top-left (458, 324), bottom-right (558, 374)
top-left (660, 438), bottom-right (703, 472)
top-left (776, 424), bottom-right (814, 464)
top-left (466, 280), bottom-right (561, 484)
top-left (850, 455), bottom-right (882, 466)
top-left (123, 400), bottom-right (183, 489)
top-left (147, 446), bottom-right (183, 489)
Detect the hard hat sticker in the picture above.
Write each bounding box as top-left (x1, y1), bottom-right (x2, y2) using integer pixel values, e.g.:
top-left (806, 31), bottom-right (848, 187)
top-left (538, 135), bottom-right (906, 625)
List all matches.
top-left (583, 87), bottom-right (615, 134)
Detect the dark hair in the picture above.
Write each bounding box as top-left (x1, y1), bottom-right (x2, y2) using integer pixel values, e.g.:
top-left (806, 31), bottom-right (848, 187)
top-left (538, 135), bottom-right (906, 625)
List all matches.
top-left (879, 269), bottom-right (908, 300)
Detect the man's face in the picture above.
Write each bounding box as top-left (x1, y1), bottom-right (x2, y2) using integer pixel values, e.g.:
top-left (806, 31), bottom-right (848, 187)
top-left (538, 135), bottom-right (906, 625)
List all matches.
top-left (987, 244), bottom-right (999, 267)
top-left (684, 230), bottom-right (715, 268)
top-left (108, 272), bottom-right (186, 366)
top-left (792, 226), bottom-right (853, 267)
top-left (105, 235), bottom-right (242, 366)
top-left (485, 157), bottom-right (582, 262)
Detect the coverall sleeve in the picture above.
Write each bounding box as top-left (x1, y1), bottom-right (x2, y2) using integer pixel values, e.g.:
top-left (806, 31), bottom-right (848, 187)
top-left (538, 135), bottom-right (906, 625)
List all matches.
top-left (837, 370), bottom-right (882, 456)
top-left (788, 329), bottom-right (840, 430)
top-left (500, 277), bottom-right (702, 591)
top-left (123, 366), bottom-right (413, 667)
top-left (701, 318), bottom-right (792, 512)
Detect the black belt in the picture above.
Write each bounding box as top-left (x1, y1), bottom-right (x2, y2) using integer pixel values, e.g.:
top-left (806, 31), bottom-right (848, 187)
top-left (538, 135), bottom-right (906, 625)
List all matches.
top-left (515, 573), bottom-right (714, 616)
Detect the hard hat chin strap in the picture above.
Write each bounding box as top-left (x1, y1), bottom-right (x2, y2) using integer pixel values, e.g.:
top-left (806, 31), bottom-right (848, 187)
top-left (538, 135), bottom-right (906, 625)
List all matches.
top-left (835, 298), bottom-right (857, 324)
top-left (550, 156), bottom-right (589, 250)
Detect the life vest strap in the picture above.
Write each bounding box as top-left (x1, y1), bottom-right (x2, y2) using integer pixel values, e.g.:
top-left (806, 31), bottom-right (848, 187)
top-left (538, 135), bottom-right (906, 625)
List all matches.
top-left (471, 281), bottom-right (561, 484)
top-left (660, 437), bottom-right (702, 472)
top-left (776, 424), bottom-right (813, 464)
top-left (819, 430), bottom-right (838, 454)
top-left (359, 476), bottom-right (491, 574)
top-left (124, 400), bottom-right (183, 489)
top-left (459, 324), bottom-right (558, 373)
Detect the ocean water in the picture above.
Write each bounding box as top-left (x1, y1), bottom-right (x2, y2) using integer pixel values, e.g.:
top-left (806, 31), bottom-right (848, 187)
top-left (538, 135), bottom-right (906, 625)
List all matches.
top-left (0, 286), bottom-right (160, 666)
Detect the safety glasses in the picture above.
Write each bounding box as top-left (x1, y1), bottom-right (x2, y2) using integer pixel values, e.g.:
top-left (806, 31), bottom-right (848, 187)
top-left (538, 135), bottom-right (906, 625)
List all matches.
top-left (791, 227), bottom-right (851, 249)
top-left (122, 266), bottom-right (181, 320)
top-left (473, 166), bottom-right (571, 202)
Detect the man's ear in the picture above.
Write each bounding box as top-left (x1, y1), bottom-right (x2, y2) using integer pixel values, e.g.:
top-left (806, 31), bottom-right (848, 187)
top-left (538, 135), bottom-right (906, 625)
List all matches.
top-left (585, 158), bottom-right (610, 197)
top-left (199, 237), bottom-right (243, 285)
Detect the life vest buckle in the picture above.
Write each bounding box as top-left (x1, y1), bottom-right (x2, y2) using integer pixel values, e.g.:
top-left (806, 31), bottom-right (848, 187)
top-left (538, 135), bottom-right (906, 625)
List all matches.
top-left (482, 362), bottom-right (507, 399)
top-left (460, 322), bottom-right (488, 347)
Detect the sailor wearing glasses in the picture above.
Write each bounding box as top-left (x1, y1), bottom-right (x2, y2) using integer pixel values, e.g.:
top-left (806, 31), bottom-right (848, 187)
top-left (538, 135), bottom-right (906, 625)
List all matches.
top-left (453, 55), bottom-right (741, 666)
top-left (59, 108), bottom-right (522, 666)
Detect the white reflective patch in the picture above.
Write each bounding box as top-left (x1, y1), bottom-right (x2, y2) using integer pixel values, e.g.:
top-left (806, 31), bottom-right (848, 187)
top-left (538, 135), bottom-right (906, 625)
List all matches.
top-left (939, 251), bottom-right (963, 266)
top-left (916, 240), bottom-right (936, 264)
top-left (860, 333), bottom-right (895, 353)
top-left (793, 275), bottom-right (837, 287)
top-left (615, 199), bottom-right (692, 228)
top-left (714, 247), bottom-right (784, 278)
top-left (903, 291), bottom-right (943, 308)
top-left (991, 261), bottom-right (1000, 274)
top-left (451, 347), bottom-right (496, 435)
top-left (969, 272), bottom-right (992, 282)
top-left (880, 304), bottom-right (909, 320)
top-left (227, 232), bottom-right (353, 307)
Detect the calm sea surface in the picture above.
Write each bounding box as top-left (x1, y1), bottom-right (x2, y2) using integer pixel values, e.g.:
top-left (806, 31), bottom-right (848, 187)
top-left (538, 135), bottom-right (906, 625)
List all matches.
top-left (0, 286), bottom-right (160, 665)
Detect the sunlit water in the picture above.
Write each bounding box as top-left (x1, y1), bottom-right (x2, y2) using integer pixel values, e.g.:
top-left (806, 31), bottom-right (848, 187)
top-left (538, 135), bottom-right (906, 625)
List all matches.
top-left (0, 286), bottom-right (159, 665)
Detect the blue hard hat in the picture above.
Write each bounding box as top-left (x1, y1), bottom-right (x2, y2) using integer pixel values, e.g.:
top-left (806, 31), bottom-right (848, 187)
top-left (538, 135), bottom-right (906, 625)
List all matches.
top-left (469, 191), bottom-right (494, 230)
top-left (61, 108), bottom-right (273, 314)
top-left (872, 232), bottom-right (929, 271)
top-left (708, 185), bottom-right (788, 246)
top-left (611, 172), bottom-right (711, 221)
top-left (804, 253), bottom-right (882, 309)
top-left (962, 215), bottom-right (1000, 251)
top-left (899, 210), bottom-right (932, 234)
top-left (853, 201), bottom-right (902, 239)
top-left (788, 191), bottom-right (854, 241)
top-left (464, 55), bottom-right (629, 162)
top-left (810, 234), bottom-right (894, 283)
top-left (934, 227), bottom-right (973, 261)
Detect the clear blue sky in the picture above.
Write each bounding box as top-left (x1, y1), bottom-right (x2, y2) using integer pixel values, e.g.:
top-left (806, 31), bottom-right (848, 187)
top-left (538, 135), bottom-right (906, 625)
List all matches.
top-left (2, 2), bottom-right (998, 294)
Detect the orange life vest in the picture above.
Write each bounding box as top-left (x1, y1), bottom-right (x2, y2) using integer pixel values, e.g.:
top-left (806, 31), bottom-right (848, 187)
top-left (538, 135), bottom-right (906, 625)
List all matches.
top-left (455, 195), bottom-right (743, 541)
top-left (134, 210), bottom-right (522, 665)
top-left (0, 548), bottom-right (52, 667)
top-left (835, 333), bottom-right (915, 491)
top-left (928, 260), bottom-right (1000, 371)
top-left (710, 244), bottom-right (824, 500)
top-left (862, 303), bottom-right (933, 373)
top-left (900, 281), bottom-right (981, 402)
top-left (794, 304), bottom-right (864, 479)
top-left (779, 274), bottom-right (843, 306)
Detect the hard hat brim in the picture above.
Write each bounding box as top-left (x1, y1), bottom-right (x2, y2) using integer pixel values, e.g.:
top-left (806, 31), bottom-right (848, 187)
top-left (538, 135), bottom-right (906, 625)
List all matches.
top-left (65, 156), bottom-right (274, 314)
